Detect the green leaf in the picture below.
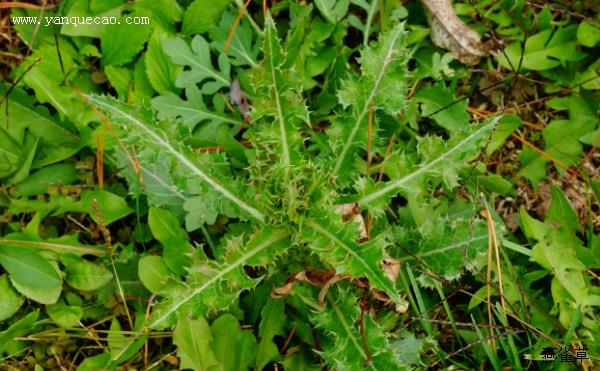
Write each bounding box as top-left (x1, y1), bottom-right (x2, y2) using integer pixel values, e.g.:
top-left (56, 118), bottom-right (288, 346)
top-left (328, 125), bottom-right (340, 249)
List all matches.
top-left (145, 31), bottom-right (181, 94)
top-left (545, 185), bottom-right (582, 233)
top-left (65, 261), bottom-right (113, 291)
top-left (331, 23), bottom-right (409, 179)
top-left (182, 0), bottom-right (231, 36)
top-left (163, 35), bottom-right (230, 93)
top-left (46, 299), bottom-right (83, 328)
top-left (577, 20), bottom-right (600, 47)
top-left (107, 318), bottom-right (147, 363)
top-left (313, 287), bottom-right (401, 370)
top-left (86, 95), bottom-right (266, 223)
top-left (79, 189), bottom-right (133, 225)
top-left (530, 230), bottom-right (590, 306)
top-left (138, 255), bottom-right (171, 293)
top-left (0, 310), bottom-right (39, 355)
top-left (315, 0), bottom-right (350, 23)
top-left (304, 213), bottom-right (404, 307)
top-left (0, 246), bottom-right (62, 293)
top-left (0, 274), bottom-right (25, 321)
top-left (148, 207), bottom-right (193, 275)
top-left (12, 163), bottom-right (78, 197)
top-left (497, 26), bottom-right (586, 70)
top-left (105, 65), bottom-right (132, 98)
top-left (256, 299), bottom-right (286, 369)
top-left (356, 117), bottom-right (498, 208)
top-left (149, 228), bottom-right (289, 329)
top-left (252, 14), bottom-right (309, 169)
top-left (152, 86), bottom-right (238, 130)
top-left (414, 82), bottom-right (470, 132)
top-left (211, 314), bottom-right (257, 371)
top-left (394, 217), bottom-right (489, 283)
top-left (100, 18), bottom-right (151, 66)
top-left (210, 12), bottom-right (260, 67)
top-left (173, 314), bottom-right (218, 370)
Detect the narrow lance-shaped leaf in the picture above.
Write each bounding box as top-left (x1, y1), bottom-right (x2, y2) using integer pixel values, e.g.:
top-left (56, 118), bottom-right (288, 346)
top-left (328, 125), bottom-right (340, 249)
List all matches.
top-left (331, 23), bottom-right (409, 180)
top-left (149, 228), bottom-right (290, 329)
top-left (251, 14), bottom-right (309, 169)
top-left (86, 95), bottom-right (265, 223)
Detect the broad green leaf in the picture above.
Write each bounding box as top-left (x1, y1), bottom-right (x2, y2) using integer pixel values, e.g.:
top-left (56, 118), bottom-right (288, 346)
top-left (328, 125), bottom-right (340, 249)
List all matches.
top-left (0, 274), bottom-right (25, 321)
top-left (182, 0), bottom-right (231, 36)
top-left (148, 207), bottom-right (193, 275)
top-left (79, 189), bottom-right (133, 225)
top-left (46, 299), bottom-right (83, 328)
top-left (105, 65), bottom-right (132, 98)
top-left (86, 95), bottom-right (266, 223)
top-left (331, 23), bottom-right (409, 180)
top-left (163, 35), bottom-right (230, 93)
top-left (138, 255), bottom-right (171, 293)
top-left (531, 230), bottom-right (589, 306)
top-left (145, 31), bottom-right (181, 94)
top-left (174, 314), bottom-right (218, 370)
top-left (77, 353), bottom-right (111, 371)
top-left (315, 0), bottom-right (350, 23)
top-left (149, 228), bottom-right (289, 329)
top-left (100, 18), bottom-right (151, 66)
top-left (545, 185), bottom-right (582, 233)
top-left (0, 246), bottom-right (62, 291)
top-left (65, 261), bottom-right (113, 291)
top-left (0, 310), bottom-right (39, 355)
top-left (414, 82), bottom-right (470, 132)
top-left (211, 314), bottom-right (257, 371)
top-left (497, 25), bottom-right (586, 70)
top-left (304, 213), bottom-right (404, 306)
top-left (12, 163), bottom-right (78, 197)
top-left (577, 20), bottom-right (600, 47)
top-left (256, 299), bottom-right (286, 369)
top-left (60, 0), bottom-right (122, 37)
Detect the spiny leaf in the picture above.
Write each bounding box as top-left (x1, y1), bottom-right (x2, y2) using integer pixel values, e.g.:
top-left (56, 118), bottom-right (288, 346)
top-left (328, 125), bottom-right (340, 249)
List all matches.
top-left (331, 23), bottom-right (409, 180)
top-left (313, 287), bottom-right (401, 370)
top-left (86, 95), bottom-right (266, 223)
top-left (251, 14), bottom-right (309, 169)
top-left (356, 117), bottom-right (498, 209)
top-left (149, 228), bottom-right (290, 329)
top-left (304, 213), bottom-right (404, 307)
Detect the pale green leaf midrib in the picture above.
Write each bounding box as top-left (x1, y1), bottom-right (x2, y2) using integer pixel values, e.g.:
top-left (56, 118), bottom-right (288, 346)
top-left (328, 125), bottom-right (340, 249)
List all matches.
top-left (306, 221), bottom-right (397, 302)
top-left (358, 118), bottom-right (497, 205)
top-left (149, 230), bottom-right (288, 328)
top-left (87, 96), bottom-right (265, 223)
top-left (265, 25), bottom-right (290, 168)
top-left (333, 27), bottom-right (404, 176)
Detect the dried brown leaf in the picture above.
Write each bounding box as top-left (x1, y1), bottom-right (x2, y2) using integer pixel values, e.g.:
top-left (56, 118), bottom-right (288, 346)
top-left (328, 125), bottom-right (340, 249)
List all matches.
top-left (421, 0), bottom-right (488, 65)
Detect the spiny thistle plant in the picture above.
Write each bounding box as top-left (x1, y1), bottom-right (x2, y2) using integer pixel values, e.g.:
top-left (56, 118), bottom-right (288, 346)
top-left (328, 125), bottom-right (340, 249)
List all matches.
top-left (88, 15), bottom-right (496, 369)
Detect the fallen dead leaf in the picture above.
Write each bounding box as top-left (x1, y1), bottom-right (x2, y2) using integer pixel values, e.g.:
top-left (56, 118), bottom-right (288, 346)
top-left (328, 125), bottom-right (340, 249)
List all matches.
top-left (421, 0), bottom-right (488, 65)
